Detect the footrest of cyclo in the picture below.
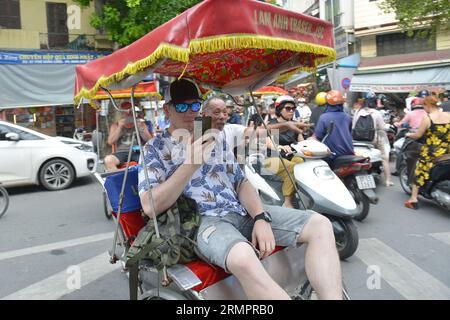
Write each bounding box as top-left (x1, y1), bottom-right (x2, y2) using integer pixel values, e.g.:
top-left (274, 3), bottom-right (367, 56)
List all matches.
top-left (137, 245), bottom-right (310, 300)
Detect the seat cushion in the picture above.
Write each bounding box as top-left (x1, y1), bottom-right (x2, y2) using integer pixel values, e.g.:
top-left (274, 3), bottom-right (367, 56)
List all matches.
top-left (185, 246), bottom-right (285, 292)
top-left (331, 155), bottom-right (367, 169)
top-left (112, 210), bottom-right (146, 239)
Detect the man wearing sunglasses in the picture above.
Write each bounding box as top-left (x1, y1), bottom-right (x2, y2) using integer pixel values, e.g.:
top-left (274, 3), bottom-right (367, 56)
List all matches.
top-left (138, 79), bottom-right (343, 300)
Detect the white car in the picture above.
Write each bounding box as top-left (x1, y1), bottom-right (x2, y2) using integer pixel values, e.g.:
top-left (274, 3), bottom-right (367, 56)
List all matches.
top-left (0, 120), bottom-right (98, 191)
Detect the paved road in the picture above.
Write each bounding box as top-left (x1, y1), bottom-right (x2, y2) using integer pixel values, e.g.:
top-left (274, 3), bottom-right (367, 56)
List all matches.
top-left (0, 174), bottom-right (449, 300)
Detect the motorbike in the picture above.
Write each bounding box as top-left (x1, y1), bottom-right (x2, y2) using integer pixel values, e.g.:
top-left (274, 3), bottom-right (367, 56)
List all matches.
top-left (0, 183), bottom-right (9, 219)
top-left (398, 146), bottom-right (450, 211)
top-left (353, 141), bottom-right (383, 183)
top-left (392, 126), bottom-right (411, 176)
top-left (330, 155), bottom-right (378, 222)
top-left (245, 139), bottom-right (360, 260)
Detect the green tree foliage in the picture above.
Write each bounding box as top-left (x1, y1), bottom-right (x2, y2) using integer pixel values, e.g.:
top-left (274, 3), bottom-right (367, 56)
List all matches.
top-left (379, 0), bottom-right (450, 39)
top-left (74, 0), bottom-right (202, 47)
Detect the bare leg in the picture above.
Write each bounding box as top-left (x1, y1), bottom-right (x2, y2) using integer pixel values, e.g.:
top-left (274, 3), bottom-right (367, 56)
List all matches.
top-left (298, 214), bottom-right (342, 300)
top-left (382, 158), bottom-right (393, 186)
top-left (226, 242), bottom-right (290, 300)
top-left (104, 155), bottom-right (120, 172)
top-left (408, 184), bottom-right (419, 203)
top-left (283, 195), bottom-right (294, 208)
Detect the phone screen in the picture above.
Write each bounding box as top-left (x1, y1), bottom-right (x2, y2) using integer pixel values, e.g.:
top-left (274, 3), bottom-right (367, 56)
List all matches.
top-left (194, 116), bottom-right (212, 140)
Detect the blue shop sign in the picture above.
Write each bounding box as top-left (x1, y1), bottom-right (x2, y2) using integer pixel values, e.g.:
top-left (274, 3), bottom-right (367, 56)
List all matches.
top-left (0, 51), bottom-right (109, 65)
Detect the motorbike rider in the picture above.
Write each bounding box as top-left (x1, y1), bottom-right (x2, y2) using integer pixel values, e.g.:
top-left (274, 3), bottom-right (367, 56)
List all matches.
top-left (393, 98), bottom-right (427, 180)
top-left (404, 95), bottom-right (450, 209)
top-left (312, 90), bottom-right (354, 163)
top-left (261, 95), bottom-right (307, 208)
top-left (309, 92), bottom-right (327, 126)
top-left (138, 79), bottom-right (343, 299)
top-left (394, 97), bottom-right (427, 131)
top-left (104, 101), bottom-right (153, 172)
top-left (353, 92), bottom-right (394, 186)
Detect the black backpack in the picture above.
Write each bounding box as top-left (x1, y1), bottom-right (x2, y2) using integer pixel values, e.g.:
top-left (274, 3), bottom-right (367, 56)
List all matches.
top-left (353, 113), bottom-right (375, 142)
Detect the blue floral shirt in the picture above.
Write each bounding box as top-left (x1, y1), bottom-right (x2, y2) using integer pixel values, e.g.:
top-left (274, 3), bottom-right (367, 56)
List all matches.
top-left (138, 130), bottom-right (246, 217)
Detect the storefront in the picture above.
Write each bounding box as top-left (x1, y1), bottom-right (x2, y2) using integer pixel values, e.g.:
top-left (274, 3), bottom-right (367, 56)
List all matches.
top-left (350, 50), bottom-right (450, 94)
top-left (0, 51), bottom-right (108, 137)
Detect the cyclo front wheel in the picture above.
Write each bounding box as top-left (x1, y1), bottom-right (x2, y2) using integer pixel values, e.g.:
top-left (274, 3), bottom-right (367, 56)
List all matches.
top-left (0, 186), bottom-right (9, 218)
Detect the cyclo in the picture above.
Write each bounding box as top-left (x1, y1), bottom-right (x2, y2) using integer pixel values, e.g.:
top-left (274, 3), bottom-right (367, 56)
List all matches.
top-left (74, 0), bottom-right (349, 300)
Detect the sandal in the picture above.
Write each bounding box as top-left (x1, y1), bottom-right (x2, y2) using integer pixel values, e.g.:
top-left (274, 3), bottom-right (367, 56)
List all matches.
top-left (404, 201), bottom-right (419, 210)
top-left (386, 181), bottom-right (395, 187)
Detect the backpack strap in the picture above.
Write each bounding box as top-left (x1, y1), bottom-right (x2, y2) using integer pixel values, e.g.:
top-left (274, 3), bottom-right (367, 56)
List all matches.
top-left (129, 263), bottom-right (139, 300)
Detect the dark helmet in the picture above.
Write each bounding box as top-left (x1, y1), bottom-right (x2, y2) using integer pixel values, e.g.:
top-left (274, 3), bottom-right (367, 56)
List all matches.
top-left (417, 90), bottom-right (430, 98)
top-left (377, 94), bottom-right (389, 105)
top-left (440, 90), bottom-right (450, 99)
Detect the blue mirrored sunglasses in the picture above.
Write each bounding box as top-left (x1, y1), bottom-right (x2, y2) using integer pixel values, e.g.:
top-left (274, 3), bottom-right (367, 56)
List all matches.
top-left (174, 102), bottom-right (202, 113)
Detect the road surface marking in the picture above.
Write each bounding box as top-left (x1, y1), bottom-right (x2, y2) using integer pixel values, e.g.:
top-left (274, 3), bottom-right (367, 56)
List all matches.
top-left (356, 238), bottom-right (450, 300)
top-left (0, 232), bottom-right (113, 261)
top-left (1, 252), bottom-right (121, 300)
top-left (430, 232), bottom-right (450, 246)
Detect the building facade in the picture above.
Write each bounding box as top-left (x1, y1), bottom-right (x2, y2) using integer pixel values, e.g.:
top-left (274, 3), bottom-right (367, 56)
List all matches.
top-left (0, 0), bottom-right (112, 137)
top-left (351, 0), bottom-right (450, 94)
top-left (0, 0), bottom-right (111, 51)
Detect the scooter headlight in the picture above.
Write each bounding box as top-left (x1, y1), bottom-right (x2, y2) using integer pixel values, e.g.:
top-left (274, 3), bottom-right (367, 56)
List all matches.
top-left (314, 166), bottom-right (334, 180)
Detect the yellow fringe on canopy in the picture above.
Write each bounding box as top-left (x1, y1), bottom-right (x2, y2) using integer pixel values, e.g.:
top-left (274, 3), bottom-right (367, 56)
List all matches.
top-left (74, 34), bottom-right (335, 106)
top-left (75, 43), bottom-right (188, 107)
top-left (87, 92), bottom-right (163, 109)
top-left (189, 34), bottom-right (336, 62)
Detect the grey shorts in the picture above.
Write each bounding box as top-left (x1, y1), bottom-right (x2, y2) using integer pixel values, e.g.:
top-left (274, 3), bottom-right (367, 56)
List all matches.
top-left (195, 205), bottom-right (315, 273)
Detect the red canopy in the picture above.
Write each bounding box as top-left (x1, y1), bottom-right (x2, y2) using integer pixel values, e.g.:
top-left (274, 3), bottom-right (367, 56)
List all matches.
top-left (74, 0), bottom-right (335, 104)
top-left (92, 81), bottom-right (161, 101)
top-left (252, 86), bottom-right (288, 96)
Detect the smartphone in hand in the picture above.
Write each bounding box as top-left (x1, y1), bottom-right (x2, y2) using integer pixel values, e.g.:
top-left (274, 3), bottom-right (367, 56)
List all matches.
top-left (194, 116), bottom-right (212, 141)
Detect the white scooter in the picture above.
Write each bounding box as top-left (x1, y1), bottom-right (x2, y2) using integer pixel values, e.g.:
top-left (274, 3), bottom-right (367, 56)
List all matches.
top-left (245, 139), bottom-right (360, 260)
top-left (353, 141), bottom-right (383, 183)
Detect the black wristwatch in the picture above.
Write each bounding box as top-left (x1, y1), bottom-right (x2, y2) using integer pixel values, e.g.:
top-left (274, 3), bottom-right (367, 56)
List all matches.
top-left (254, 211), bottom-right (272, 223)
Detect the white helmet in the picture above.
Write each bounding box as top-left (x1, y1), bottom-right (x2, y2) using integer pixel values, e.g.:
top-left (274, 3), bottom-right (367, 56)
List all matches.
top-left (275, 95), bottom-right (295, 107)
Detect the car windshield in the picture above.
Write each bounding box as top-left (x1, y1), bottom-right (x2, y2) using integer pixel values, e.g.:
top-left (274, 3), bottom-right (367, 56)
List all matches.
top-left (0, 124), bottom-right (43, 141)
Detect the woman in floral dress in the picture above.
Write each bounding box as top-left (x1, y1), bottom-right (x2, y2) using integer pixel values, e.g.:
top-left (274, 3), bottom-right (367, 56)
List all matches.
top-left (404, 96), bottom-right (450, 209)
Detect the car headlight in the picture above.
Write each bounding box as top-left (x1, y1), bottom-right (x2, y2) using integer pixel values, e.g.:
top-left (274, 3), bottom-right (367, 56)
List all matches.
top-left (75, 144), bottom-right (94, 152)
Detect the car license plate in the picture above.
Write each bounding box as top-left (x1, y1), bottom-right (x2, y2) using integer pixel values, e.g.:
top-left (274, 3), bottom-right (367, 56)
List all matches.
top-left (356, 174), bottom-right (376, 190)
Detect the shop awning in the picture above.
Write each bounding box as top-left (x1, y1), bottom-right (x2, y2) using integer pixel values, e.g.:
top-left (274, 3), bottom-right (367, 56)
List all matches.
top-left (350, 65), bottom-right (450, 93)
top-left (350, 49), bottom-right (450, 93)
top-left (0, 64), bottom-right (77, 109)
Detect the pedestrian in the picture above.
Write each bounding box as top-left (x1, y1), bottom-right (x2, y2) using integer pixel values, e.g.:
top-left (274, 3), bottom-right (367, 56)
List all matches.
top-left (353, 94), bottom-right (394, 186)
top-left (104, 102), bottom-right (153, 172)
top-left (404, 96), bottom-right (450, 209)
top-left (248, 103), bottom-right (267, 128)
top-left (226, 100), bottom-right (242, 125)
top-left (440, 90), bottom-right (450, 112)
top-left (265, 103), bottom-right (277, 124)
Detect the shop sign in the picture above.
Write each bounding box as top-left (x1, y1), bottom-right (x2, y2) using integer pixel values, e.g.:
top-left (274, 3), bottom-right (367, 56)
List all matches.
top-left (0, 51), bottom-right (109, 65)
top-left (334, 27), bottom-right (348, 60)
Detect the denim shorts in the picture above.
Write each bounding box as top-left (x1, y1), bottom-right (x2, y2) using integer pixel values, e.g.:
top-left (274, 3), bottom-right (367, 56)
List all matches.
top-left (195, 204), bottom-right (315, 273)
